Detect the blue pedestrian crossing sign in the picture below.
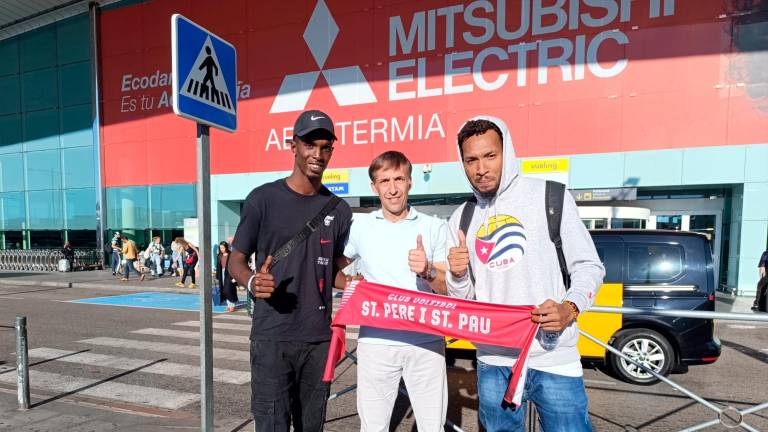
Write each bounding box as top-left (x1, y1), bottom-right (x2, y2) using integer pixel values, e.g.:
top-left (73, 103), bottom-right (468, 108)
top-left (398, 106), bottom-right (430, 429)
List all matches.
top-left (172, 14), bottom-right (237, 132)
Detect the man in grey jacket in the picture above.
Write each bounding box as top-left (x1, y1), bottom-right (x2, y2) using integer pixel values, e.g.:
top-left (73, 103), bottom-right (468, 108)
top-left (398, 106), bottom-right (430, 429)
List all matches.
top-left (446, 116), bottom-right (605, 432)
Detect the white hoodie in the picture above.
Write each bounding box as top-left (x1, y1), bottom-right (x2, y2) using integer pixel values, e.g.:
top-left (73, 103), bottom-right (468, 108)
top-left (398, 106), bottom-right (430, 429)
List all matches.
top-left (446, 115), bottom-right (605, 369)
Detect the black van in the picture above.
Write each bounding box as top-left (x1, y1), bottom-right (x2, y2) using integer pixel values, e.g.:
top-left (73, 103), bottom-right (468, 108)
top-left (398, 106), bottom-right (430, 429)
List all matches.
top-left (590, 230), bottom-right (722, 384)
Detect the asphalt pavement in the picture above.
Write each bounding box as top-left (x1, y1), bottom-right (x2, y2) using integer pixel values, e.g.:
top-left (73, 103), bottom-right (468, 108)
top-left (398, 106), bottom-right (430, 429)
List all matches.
top-left (0, 270), bottom-right (766, 431)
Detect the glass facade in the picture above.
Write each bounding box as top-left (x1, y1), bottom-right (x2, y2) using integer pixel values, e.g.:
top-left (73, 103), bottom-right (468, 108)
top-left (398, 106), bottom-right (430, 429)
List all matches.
top-left (0, 14), bottom-right (96, 249)
top-left (107, 184), bottom-right (196, 249)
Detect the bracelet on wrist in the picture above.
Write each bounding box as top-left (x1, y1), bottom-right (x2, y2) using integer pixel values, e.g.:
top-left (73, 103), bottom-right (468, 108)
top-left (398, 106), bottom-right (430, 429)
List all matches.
top-left (564, 300), bottom-right (580, 319)
top-left (418, 262), bottom-right (437, 282)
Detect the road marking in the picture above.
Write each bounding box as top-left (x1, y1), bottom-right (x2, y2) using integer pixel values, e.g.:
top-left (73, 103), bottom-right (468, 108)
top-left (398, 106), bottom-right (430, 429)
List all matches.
top-left (77, 337), bottom-right (249, 362)
top-left (212, 314), bottom-right (251, 321)
top-left (132, 328), bottom-right (250, 345)
top-left (728, 325), bottom-right (757, 329)
top-left (0, 369), bottom-right (198, 409)
top-left (173, 320), bottom-right (251, 331)
top-left (27, 348), bottom-right (248, 385)
top-left (1, 296), bottom-right (25, 300)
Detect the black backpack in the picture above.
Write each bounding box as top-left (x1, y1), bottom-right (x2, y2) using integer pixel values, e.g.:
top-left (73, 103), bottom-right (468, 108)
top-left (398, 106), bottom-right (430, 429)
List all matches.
top-left (459, 180), bottom-right (571, 289)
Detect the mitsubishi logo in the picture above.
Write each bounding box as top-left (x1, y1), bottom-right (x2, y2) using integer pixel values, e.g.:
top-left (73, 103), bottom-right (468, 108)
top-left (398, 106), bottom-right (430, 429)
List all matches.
top-left (269, 0), bottom-right (377, 113)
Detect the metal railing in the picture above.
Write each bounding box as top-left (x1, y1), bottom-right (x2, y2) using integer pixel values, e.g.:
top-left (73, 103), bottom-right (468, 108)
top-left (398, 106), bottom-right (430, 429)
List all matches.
top-left (582, 306), bottom-right (768, 432)
top-left (326, 306), bottom-right (767, 432)
top-left (0, 249), bottom-right (102, 272)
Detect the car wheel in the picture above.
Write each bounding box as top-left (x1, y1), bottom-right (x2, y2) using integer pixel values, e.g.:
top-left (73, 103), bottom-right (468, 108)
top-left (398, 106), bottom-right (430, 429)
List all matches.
top-left (609, 329), bottom-right (674, 385)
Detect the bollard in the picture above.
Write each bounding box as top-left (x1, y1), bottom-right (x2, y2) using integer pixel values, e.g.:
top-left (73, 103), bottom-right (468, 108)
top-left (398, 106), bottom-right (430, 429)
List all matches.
top-left (15, 316), bottom-right (30, 410)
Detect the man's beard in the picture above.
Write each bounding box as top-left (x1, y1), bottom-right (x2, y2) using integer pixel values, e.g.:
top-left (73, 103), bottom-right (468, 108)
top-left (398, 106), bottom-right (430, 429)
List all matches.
top-left (477, 188), bottom-right (498, 199)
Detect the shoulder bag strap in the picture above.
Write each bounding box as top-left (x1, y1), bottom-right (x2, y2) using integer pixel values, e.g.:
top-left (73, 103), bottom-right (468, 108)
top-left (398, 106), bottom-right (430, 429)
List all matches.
top-left (267, 195), bottom-right (342, 270)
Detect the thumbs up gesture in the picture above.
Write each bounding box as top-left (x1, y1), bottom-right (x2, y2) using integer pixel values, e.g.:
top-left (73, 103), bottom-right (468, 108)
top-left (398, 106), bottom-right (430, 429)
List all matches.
top-left (408, 234), bottom-right (429, 277)
top-left (448, 230), bottom-right (470, 278)
top-left (251, 255), bottom-right (275, 299)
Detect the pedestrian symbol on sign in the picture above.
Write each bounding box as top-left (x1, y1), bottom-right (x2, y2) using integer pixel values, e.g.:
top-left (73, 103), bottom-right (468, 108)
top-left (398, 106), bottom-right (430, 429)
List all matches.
top-left (180, 37), bottom-right (235, 114)
top-left (172, 13), bottom-right (236, 131)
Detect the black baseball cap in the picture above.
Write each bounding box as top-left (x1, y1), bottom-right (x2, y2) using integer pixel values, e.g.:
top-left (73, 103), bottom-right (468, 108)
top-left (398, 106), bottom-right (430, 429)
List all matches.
top-left (292, 110), bottom-right (337, 141)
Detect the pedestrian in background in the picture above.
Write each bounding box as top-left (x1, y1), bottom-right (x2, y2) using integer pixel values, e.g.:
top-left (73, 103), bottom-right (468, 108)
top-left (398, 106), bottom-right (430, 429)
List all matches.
top-left (121, 235), bottom-right (144, 282)
top-left (216, 241), bottom-right (238, 312)
top-left (753, 249), bottom-right (768, 311)
top-left (62, 241), bottom-right (75, 272)
top-left (176, 239), bottom-right (198, 288)
top-left (111, 232), bottom-right (122, 276)
top-left (170, 237), bottom-right (184, 277)
top-left (147, 236), bottom-right (165, 277)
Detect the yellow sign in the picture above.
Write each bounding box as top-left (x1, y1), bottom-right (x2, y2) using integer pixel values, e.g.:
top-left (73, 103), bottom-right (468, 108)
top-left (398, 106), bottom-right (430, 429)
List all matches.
top-left (521, 158), bottom-right (569, 174)
top-left (322, 169), bottom-right (349, 184)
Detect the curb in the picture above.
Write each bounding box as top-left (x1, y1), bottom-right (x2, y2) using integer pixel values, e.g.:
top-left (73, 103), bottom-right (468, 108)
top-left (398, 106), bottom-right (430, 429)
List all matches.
top-left (0, 279), bottom-right (72, 288)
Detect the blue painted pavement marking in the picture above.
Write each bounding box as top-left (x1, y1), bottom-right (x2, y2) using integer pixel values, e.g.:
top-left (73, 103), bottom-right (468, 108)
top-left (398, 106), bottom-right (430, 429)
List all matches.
top-left (71, 292), bottom-right (246, 313)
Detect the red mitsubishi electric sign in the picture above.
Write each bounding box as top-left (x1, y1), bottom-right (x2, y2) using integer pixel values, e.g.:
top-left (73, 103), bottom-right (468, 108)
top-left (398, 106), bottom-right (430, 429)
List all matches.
top-left (99, 0), bottom-right (768, 187)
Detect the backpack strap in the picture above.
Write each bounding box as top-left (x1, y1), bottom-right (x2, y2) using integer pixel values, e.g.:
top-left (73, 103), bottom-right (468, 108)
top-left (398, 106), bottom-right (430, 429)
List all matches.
top-left (545, 180), bottom-right (570, 290)
top-left (459, 196), bottom-right (477, 286)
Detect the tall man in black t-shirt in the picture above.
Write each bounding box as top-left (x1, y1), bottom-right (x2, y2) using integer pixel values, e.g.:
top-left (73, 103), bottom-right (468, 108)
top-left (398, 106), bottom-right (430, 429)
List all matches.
top-left (228, 109), bottom-right (352, 432)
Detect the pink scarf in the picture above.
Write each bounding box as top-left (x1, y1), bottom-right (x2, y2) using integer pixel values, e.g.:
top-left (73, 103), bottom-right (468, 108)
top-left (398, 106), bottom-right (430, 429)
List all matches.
top-left (323, 280), bottom-right (539, 406)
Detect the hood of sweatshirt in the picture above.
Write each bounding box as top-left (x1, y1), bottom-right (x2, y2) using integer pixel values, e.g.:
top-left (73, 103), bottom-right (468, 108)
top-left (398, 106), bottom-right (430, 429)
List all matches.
top-left (457, 115), bottom-right (519, 207)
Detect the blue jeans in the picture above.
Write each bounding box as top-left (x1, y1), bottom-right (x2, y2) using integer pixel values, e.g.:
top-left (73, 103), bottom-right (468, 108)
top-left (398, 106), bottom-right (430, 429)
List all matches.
top-left (150, 255), bottom-right (163, 275)
top-left (123, 258), bottom-right (141, 279)
top-left (477, 362), bottom-right (592, 432)
top-left (111, 252), bottom-right (121, 273)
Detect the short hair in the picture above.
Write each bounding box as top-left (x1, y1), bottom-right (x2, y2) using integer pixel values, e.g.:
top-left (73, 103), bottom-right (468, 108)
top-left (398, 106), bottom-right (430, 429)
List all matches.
top-left (368, 151), bottom-right (412, 181)
top-left (457, 119), bottom-right (503, 157)
top-left (153, 236), bottom-right (160, 241)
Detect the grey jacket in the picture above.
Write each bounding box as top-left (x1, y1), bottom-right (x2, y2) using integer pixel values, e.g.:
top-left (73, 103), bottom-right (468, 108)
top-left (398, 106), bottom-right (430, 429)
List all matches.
top-left (446, 115), bottom-right (605, 368)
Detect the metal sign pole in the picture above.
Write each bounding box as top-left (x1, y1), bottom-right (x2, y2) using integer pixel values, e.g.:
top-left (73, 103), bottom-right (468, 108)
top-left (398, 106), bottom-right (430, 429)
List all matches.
top-left (197, 123), bottom-right (214, 431)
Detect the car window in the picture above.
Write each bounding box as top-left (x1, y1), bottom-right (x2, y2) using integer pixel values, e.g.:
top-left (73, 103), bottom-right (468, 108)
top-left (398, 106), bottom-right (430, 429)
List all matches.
top-left (595, 242), bottom-right (622, 283)
top-left (626, 244), bottom-right (684, 283)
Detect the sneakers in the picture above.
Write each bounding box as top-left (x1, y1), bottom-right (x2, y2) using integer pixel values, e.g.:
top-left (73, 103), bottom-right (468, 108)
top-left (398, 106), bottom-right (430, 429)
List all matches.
top-left (175, 282), bottom-right (185, 288)
top-left (188, 283), bottom-right (196, 289)
top-left (120, 278), bottom-right (128, 281)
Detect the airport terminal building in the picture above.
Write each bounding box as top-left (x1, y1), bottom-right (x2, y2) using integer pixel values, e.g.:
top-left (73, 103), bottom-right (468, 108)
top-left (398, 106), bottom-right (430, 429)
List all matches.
top-left (0, 0), bottom-right (766, 296)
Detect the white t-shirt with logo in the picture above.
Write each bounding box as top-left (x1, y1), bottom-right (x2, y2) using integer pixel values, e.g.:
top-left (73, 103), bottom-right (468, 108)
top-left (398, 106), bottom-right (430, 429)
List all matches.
top-left (344, 207), bottom-right (447, 346)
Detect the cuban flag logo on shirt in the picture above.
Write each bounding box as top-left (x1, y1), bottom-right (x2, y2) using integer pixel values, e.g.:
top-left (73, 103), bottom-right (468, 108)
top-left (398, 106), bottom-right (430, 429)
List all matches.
top-left (475, 215), bottom-right (526, 271)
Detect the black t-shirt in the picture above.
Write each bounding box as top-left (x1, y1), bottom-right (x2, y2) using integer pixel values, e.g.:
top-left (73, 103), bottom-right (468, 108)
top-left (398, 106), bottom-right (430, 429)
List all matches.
top-left (232, 179), bottom-right (352, 342)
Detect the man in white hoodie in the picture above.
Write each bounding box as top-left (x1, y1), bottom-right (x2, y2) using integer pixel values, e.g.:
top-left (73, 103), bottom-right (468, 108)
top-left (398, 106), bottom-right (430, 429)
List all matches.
top-left (446, 117), bottom-right (604, 431)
